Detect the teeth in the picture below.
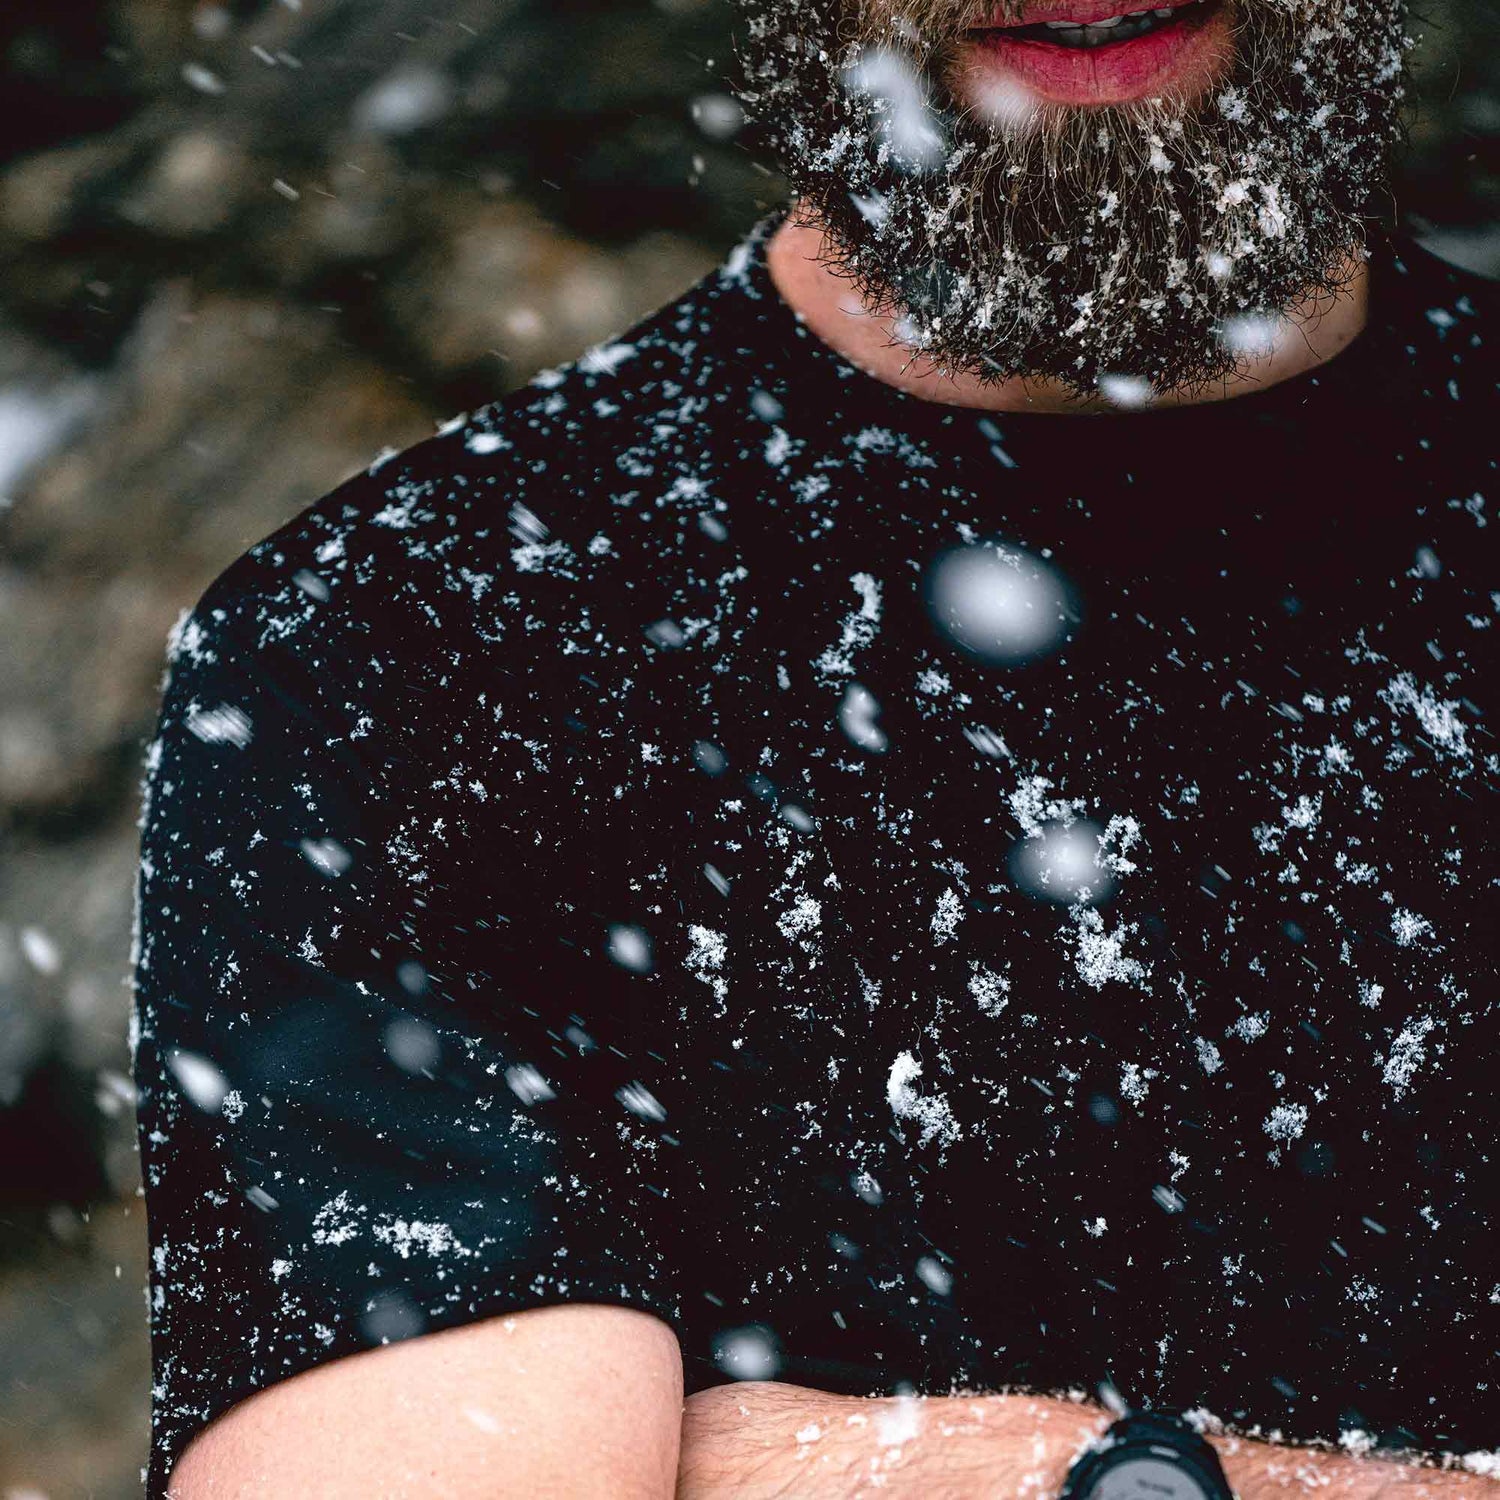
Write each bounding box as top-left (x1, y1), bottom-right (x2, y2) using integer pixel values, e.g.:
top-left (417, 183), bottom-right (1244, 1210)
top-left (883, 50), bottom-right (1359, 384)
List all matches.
top-left (1024, 1), bottom-right (1194, 45)
top-left (1043, 9), bottom-right (1141, 27)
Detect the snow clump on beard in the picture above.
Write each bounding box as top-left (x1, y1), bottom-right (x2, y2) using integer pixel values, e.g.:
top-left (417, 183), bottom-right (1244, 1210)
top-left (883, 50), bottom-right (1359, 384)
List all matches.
top-left (733, 0), bottom-right (1410, 396)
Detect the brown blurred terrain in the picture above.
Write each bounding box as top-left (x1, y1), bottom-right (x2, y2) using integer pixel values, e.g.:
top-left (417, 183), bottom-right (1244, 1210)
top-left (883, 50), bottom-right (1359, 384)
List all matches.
top-left (0, 1), bottom-right (1493, 1494)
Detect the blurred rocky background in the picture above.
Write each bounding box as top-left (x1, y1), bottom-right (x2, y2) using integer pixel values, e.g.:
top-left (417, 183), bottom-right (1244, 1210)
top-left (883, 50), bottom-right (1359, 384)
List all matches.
top-left (0, 0), bottom-right (1493, 1493)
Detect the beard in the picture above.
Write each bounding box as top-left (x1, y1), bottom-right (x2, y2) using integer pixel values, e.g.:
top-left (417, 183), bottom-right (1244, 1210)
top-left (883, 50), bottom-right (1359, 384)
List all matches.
top-left (733, 0), bottom-right (1410, 394)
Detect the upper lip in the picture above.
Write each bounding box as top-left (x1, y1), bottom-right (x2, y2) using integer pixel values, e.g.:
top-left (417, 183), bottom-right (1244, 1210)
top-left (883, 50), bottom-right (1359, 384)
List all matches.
top-left (971, 0), bottom-right (1200, 27)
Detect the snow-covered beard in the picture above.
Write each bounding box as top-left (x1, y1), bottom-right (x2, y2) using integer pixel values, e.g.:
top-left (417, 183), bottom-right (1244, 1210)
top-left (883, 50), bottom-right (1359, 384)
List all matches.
top-left (734, 0), bottom-right (1410, 395)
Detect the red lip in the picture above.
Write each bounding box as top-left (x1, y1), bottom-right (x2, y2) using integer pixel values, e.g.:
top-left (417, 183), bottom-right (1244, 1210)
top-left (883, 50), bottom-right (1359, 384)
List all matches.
top-left (959, 0), bottom-right (1232, 107)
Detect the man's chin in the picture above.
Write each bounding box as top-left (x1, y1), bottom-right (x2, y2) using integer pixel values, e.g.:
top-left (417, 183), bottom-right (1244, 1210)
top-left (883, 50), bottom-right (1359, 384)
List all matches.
top-left (737, 0), bottom-right (1407, 392)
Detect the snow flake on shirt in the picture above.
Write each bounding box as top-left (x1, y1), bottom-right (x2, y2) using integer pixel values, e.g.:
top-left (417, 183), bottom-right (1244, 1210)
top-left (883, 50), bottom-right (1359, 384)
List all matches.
top-left (1380, 1014), bottom-right (1438, 1099)
top-left (886, 1051), bottom-right (961, 1149)
top-left (814, 572), bottom-right (882, 684)
top-left (685, 924), bottom-right (729, 1016)
top-left (1390, 907), bottom-right (1436, 948)
top-left (930, 888), bottom-right (965, 944)
top-left (1009, 776), bottom-right (1088, 838)
top-left (1378, 672), bottom-right (1471, 768)
top-left (1066, 907), bottom-right (1149, 992)
top-left (1263, 1101), bottom-right (1310, 1148)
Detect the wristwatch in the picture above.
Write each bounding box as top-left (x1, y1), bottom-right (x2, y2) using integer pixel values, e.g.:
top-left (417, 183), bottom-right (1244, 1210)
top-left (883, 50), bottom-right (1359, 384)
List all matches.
top-left (1058, 1410), bottom-right (1234, 1500)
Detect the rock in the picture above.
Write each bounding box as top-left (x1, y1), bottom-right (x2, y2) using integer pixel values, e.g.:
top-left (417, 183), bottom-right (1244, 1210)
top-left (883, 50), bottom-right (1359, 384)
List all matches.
top-left (382, 194), bottom-right (719, 384)
top-left (1, 285), bottom-right (435, 827)
top-left (0, 1199), bottom-right (148, 1500)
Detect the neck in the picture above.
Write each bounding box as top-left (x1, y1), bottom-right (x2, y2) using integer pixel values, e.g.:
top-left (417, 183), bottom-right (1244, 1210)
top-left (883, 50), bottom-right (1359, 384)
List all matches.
top-left (766, 208), bottom-right (1371, 415)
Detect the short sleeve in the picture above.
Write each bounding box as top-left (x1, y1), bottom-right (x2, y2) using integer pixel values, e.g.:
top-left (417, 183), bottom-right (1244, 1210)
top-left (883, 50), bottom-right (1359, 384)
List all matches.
top-left (131, 568), bottom-right (684, 1494)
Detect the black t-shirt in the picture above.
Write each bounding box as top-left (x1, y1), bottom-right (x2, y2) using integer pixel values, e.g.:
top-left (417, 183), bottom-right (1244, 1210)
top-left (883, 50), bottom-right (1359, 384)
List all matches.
top-left (133, 210), bottom-right (1497, 1490)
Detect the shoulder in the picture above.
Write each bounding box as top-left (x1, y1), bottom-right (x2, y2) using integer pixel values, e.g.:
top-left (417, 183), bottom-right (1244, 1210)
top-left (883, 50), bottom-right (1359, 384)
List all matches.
top-left (1386, 233), bottom-right (1496, 301)
top-left (1361, 233), bottom-right (1497, 482)
top-left (179, 253), bottom-right (760, 690)
top-left (1380, 233), bottom-right (1496, 361)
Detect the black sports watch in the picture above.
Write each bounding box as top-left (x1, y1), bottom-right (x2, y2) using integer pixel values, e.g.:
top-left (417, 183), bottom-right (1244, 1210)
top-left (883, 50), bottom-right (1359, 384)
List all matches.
top-left (1059, 1411), bottom-right (1234, 1500)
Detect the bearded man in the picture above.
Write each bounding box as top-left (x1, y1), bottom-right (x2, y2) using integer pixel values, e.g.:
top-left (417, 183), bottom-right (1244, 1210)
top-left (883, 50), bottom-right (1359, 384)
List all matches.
top-left (132, 0), bottom-right (1495, 1494)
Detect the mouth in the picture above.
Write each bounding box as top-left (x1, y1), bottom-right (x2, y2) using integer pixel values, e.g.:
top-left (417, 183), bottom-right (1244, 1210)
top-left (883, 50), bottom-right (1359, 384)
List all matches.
top-left (961, 0), bottom-right (1232, 106)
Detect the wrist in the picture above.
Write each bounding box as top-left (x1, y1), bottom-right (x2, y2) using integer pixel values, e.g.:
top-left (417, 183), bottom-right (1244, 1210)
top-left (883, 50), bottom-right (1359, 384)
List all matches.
top-left (990, 1394), bottom-right (1118, 1494)
top-left (1207, 1429), bottom-right (1484, 1500)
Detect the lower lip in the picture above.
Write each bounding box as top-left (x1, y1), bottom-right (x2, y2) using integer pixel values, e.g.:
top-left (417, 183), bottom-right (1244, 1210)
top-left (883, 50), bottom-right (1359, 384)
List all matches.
top-left (961, 0), bottom-right (1232, 107)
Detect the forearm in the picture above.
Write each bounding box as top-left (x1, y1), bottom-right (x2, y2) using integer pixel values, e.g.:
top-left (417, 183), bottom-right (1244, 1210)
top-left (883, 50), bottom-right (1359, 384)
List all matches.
top-left (677, 1382), bottom-right (1100, 1499)
top-left (676, 1382), bottom-right (1499, 1500)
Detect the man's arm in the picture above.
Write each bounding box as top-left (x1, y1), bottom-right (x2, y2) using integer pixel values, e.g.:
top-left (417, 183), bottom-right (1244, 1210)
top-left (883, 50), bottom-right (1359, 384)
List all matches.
top-left (677, 1382), bottom-right (1499, 1500)
top-left (167, 1303), bottom-right (682, 1499)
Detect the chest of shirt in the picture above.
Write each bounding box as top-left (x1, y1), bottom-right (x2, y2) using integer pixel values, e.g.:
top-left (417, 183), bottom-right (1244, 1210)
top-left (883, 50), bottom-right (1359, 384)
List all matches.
top-left (586, 540), bottom-right (1496, 1272)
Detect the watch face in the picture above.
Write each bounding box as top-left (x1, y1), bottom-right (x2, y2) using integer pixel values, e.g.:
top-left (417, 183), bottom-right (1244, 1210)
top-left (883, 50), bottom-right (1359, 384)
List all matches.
top-left (1092, 1455), bottom-right (1211, 1500)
